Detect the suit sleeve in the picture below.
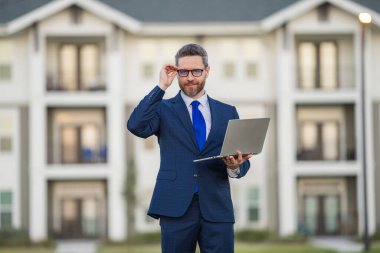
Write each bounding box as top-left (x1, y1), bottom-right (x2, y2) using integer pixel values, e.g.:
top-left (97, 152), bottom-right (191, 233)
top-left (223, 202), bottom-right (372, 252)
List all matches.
top-left (232, 106), bottom-right (251, 178)
top-left (127, 86), bottom-right (164, 138)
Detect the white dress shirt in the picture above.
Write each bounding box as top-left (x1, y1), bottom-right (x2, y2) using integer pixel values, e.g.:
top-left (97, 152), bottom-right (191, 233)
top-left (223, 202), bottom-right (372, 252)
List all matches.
top-left (180, 90), bottom-right (240, 178)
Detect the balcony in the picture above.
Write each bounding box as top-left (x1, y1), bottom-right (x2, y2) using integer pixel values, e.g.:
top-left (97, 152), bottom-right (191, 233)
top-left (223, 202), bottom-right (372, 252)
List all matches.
top-left (296, 104), bottom-right (356, 161)
top-left (47, 107), bottom-right (107, 165)
top-left (46, 37), bottom-right (106, 92)
top-left (296, 36), bottom-right (355, 91)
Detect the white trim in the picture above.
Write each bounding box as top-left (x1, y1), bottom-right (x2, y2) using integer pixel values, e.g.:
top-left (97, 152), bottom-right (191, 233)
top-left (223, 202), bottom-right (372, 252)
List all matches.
top-left (141, 22), bottom-right (262, 36)
top-left (7, 0), bottom-right (76, 34)
top-left (4, 0), bottom-right (141, 35)
top-left (262, 0), bottom-right (380, 31)
top-left (329, 0), bottom-right (380, 26)
top-left (261, 0), bottom-right (322, 31)
top-left (78, 0), bottom-right (141, 32)
top-left (0, 0), bottom-right (379, 36)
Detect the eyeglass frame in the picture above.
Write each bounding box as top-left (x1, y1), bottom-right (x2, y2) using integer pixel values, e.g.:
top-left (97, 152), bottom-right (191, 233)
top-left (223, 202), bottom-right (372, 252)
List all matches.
top-left (176, 69), bottom-right (205, 77)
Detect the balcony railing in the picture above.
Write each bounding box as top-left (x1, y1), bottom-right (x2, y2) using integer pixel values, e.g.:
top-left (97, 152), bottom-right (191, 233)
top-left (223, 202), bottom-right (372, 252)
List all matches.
top-left (297, 65), bottom-right (355, 90)
top-left (46, 73), bottom-right (106, 92)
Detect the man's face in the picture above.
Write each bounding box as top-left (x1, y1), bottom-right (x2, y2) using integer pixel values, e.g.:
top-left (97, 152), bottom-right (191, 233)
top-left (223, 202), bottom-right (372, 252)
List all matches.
top-left (177, 56), bottom-right (209, 99)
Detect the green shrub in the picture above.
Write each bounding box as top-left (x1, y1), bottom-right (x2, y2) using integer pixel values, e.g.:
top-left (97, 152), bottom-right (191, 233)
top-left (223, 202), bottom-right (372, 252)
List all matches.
top-left (372, 231), bottom-right (380, 241)
top-left (235, 229), bottom-right (271, 242)
top-left (270, 232), bottom-right (309, 243)
top-left (0, 229), bottom-right (30, 246)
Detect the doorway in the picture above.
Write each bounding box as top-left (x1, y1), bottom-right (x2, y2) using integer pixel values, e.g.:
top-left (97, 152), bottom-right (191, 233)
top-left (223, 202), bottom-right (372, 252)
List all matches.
top-left (61, 197), bottom-right (98, 238)
top-left (304, 195), bottom-right (340, 235)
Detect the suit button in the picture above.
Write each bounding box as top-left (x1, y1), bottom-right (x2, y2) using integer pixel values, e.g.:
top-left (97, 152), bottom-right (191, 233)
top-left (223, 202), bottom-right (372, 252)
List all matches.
top-left (193, 174), bottom-right (198, 178)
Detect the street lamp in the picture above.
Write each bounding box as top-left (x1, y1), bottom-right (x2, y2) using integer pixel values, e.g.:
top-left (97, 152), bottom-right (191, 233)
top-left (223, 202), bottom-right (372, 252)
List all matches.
top-left (358, 12), bottom-right (371, 252)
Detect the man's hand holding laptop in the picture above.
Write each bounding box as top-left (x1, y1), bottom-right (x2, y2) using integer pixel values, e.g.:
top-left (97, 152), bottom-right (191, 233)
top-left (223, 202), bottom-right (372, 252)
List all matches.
top-left (222, 150), bottom-right (253, 170)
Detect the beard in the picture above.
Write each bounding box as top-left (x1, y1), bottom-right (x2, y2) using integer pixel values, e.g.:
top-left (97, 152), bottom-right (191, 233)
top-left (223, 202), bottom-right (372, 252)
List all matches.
top-left (179, 79), bottom-right (206, 98)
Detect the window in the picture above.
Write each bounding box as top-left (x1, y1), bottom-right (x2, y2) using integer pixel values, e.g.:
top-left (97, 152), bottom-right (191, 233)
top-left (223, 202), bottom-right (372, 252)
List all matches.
top-left (297, 105), bottom-right (356, 161)
top-left (246, 62), bottom-right (258, 78)
top-left (142, 63), bottom-right (154, 79)
top-left (224, 62), bottom-right (235, 78)
top-left (248, 188), bottom-right (259, 222)
top-left (47, 108), bottom-right (107, 164)
top-left (0, 40), bottom-right (12, 81)
top-left (0, 191), bottom-right (12, 230)
top-left (59, 44), bottom-right (103, 91)
top-left (46, 39), bottom-right (105, 91)
top-left (0, 115), bottom-right (12, 153)
top-left (298, 121), bottom-right (339, 161)
top-left (298, 41), bottom-right (338, 90)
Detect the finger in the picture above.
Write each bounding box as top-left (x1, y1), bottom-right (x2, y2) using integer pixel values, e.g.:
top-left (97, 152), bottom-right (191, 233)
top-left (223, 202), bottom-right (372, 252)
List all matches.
top-left (165, 64), bottom-right (178, 74)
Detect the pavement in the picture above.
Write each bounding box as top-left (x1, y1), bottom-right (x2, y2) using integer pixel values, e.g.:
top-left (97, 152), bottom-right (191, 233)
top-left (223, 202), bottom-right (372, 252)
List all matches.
top-left (54, 240), bottom-right (99, 253)
top-left (310, 236), bottom-right (363, 253)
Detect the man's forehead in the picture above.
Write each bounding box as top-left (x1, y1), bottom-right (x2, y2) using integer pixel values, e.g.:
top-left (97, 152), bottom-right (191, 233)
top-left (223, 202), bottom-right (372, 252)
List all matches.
top-left (177, 55), bottom-right (204, 67)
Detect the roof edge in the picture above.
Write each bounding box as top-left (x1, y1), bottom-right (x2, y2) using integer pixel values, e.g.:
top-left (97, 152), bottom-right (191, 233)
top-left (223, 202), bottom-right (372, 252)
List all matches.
top-left (261, 0), bottom-right (380, 31)
top-left (2, 0), bottom-right (141, 35)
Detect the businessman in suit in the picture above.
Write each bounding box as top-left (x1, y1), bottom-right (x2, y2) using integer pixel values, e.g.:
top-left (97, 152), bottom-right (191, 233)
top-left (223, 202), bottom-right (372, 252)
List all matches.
top-left (127, 43), bottom-right (252, 253)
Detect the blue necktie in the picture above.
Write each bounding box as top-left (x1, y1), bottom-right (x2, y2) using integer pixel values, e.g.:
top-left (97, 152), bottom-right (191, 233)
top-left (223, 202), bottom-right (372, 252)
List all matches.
top-left (191, 100), bottom-right (206, 193)
top-left (191, 100), bottom-right (206, 151)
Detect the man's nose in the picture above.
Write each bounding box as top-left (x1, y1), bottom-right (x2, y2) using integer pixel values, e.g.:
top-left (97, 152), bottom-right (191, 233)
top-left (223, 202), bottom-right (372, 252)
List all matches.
top-left (187, 72), bottom-right (194, 80)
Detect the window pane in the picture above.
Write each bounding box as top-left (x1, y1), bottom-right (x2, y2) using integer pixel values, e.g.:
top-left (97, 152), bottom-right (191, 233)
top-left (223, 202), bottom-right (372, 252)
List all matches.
top-left (142, 63), bottom-right (154, 79)
top-left (304, 196), bottom-right (318, 235)
top-left (82, 198), bottom-right (97, 236)
top-left (0, 64), bottom-right (11, 80)
top-left (249, 208), bottom-right (259, 222)
top-left (0, 40), bottom-right (12, 62)
top-left (81, 45), bottom-right (100, 90)
top-left (301, 122), bottom-right (318, 150)
top-left (249, 188), bottom-right (259, 202)
top-left (322, 122), bottom-right (339, 160)
top-left (224, 62), bottom-right (235, 78)
top-left (320, 42), bottom-right (337, 90)
top-left (59, 44), bottom-right (78, 91)
top-left (324, 196), bottom-right (339, 234)
top-left (0, 115), bottom-right (12, 135)
top-left (0, 212), bottom-right (12, 229)
top-left (299, 42), bottom-right (316, 89)
top-left (246, 62), bottom-right (257, 78)
top-left (0, 192), bottom-right (12, 205)
top-left (61, 126), bottom-right (80, 163)
top-left (0, 137), bottom-right (12, 152)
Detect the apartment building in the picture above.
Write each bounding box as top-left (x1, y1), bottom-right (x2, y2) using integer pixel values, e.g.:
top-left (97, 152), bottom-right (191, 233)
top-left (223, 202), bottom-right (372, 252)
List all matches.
top-left (0, 0), bottom-right (379, 241)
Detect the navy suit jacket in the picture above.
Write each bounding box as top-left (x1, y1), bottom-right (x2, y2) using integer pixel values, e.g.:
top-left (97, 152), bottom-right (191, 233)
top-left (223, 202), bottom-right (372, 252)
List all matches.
top-left (127, 86), bottom-right (250, 222)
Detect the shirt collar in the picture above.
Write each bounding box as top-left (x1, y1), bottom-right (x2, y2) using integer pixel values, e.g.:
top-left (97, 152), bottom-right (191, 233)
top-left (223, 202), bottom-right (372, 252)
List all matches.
top-left (180, 90), bottom-right (208, 108)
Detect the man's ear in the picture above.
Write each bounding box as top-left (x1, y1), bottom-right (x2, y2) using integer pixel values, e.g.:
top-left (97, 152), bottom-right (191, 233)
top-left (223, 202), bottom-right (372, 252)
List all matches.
top-left (205, 66), bottom-right (210, 78)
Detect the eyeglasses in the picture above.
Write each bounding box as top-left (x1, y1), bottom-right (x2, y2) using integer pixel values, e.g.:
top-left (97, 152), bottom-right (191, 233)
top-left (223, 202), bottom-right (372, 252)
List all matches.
top-left (177, 69), bottom-right (204, 77)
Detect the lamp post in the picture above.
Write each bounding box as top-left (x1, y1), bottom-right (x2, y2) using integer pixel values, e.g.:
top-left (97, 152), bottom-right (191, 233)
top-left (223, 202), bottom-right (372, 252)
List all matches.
top-left (358, 12), bottom-right (371, 252)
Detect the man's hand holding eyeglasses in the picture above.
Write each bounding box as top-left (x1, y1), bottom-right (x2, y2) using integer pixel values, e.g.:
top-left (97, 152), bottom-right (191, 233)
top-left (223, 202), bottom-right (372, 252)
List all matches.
top-left (159, 64), bottom-right (178, 90)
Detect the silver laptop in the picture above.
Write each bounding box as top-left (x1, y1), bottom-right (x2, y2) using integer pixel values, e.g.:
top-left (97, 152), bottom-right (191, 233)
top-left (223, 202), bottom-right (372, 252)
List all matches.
top-left (193, 118), bottom-right (270, 162)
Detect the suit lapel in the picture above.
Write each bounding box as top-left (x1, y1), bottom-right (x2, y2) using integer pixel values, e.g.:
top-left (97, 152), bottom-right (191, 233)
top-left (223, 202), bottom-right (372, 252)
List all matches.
top-left (171, 92), bottom-right (199, 150)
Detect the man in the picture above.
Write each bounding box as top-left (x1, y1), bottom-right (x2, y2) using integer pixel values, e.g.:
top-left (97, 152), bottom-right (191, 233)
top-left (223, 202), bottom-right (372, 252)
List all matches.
top-left (127, 43), bottom-right (252, 253)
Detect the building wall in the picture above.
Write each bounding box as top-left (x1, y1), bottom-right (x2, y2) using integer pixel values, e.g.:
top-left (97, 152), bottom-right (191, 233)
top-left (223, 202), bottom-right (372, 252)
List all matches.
top-left (0, 0), bottom-right (379, 240)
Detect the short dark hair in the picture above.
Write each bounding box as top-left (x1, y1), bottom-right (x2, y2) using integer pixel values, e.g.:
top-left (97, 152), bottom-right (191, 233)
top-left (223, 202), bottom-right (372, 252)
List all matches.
top-left (175, 43), bottom-right (208, 67)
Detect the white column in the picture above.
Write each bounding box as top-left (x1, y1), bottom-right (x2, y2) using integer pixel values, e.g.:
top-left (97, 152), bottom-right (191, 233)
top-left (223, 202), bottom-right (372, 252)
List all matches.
top-left (107, 28), bottom-right (127, 241)
top-left (363, 27), bottom-right (376, 235)
top-left (276, 27), bottom-right (297, 236)
top-left (28, 27), bottom-right (47, 242)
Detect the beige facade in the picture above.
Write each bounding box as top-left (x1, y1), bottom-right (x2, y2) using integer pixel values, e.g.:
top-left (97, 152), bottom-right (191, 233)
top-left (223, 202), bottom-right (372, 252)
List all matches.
top-left (0, 0), bottom-right (379, 241)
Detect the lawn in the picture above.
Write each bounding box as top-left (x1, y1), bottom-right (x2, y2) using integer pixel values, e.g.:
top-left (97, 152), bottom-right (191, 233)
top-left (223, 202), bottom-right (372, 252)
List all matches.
top-left (97, 242), bottom-right (380, 253)
top-left (0, 242), bottom-right (379, 253)
top-left (0, 247), bottom-right (54, 253)
top-left (98, 243), bottom-right (332, 253)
